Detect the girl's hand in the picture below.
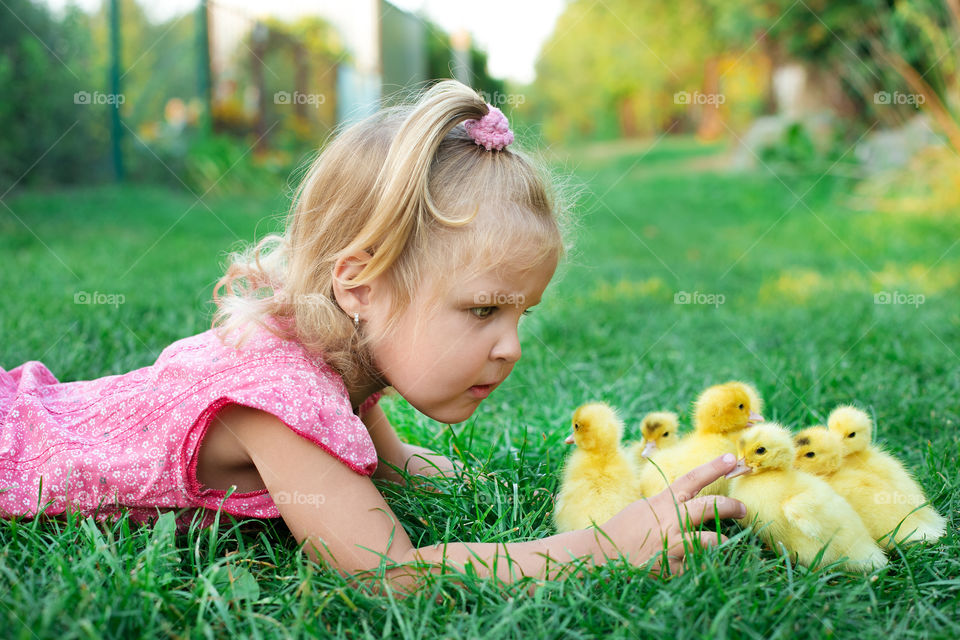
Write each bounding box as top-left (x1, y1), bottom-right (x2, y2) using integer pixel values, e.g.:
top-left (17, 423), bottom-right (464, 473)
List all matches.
top-left (593, 454), bottom-right (746, 576)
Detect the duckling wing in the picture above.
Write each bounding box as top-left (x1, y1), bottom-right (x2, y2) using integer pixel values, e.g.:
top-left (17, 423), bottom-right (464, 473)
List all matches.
top-left (781, 491), bottom-right (827, 542)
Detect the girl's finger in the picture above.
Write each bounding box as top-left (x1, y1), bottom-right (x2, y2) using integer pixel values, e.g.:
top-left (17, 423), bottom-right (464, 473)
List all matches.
top-left (662, 454), bottom-right (738, 502)
top-left (676, 495), bottom-right (746, 528)
top-left (668, 555), bottom-right (684, 576)
top-left (690, 531), bottom-right (722, 548)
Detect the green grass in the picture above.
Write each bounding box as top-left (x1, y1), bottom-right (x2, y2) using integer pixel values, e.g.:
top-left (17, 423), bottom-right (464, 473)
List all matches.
top-left (1, 137), bottom-right (958, 638)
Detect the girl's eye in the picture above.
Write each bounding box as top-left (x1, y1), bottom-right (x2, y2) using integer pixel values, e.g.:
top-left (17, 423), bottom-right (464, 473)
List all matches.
top-left (470, 306), bottom-right (496, 319)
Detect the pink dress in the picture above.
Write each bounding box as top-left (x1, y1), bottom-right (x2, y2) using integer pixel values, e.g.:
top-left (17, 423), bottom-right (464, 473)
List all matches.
top-left (0, 318), bottom-right (381, 532)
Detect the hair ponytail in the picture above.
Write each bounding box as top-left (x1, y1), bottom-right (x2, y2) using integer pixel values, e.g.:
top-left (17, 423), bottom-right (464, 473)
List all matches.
top-left (339, 81), bottom-right (489, 286)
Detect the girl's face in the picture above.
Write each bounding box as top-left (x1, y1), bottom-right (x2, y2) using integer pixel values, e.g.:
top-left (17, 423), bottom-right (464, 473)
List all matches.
top-left (367, 256), bottom-right (557, 424)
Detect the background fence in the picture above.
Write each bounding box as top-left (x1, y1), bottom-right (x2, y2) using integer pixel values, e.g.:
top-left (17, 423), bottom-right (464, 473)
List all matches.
top-left (1, 0), bottom-right (506, 195)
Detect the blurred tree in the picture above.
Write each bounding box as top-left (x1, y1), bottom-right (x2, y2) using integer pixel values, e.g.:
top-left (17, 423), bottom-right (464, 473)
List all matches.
top-left (525, 0), bottom-right (770, 144)
top-left (422, 15), bottom-right (505, 103)
top-left (761, 0), bottom-right (960, 150)
top-left (876, 0), bottom-right (960, 151)
top-left (689, 0), bottom-right (771, 139)
top-left (79, 0), bottom-right (204, 184)
top-left (523, 0), bottom-right (960, 151)
top-left (469, 47), bottom-right (507, 106)
top-left (86, 0), bottom-right (197, 135)
top-left (0, 0), bottom-right (106, 190)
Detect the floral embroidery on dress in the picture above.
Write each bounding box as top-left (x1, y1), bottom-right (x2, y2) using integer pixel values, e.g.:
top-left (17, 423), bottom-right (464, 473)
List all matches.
top-left (1, 319), bottom-right (380, 533)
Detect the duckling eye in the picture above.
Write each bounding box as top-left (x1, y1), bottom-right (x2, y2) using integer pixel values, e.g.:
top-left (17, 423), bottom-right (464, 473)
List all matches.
top-left (755, 447), bottom-right (766, 455)
top-left (805, 451), bottom-right (815, 458)
top-left (574, 422), bottom-right (581, 430)
top-left (738, 404), bottom-right (744, 410)
top-left (848, 432), bottom-right (856, 438)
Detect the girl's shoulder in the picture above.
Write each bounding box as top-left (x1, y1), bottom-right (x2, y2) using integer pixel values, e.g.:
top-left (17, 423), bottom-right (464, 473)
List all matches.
top-left (158, 317), bottom-right (337, 386)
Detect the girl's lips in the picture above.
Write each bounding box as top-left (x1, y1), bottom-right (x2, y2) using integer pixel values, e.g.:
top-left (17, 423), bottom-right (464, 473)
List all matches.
top-left (469, 383), bottom-right (495, 399)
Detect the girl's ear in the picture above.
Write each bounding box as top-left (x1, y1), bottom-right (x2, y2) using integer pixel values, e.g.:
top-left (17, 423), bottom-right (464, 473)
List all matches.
top-left (331, 250), bottom-right (376, 317)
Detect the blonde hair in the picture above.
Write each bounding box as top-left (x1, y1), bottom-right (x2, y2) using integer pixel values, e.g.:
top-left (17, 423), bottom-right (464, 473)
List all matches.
top-left (211, 80), bottom-right (569, 392)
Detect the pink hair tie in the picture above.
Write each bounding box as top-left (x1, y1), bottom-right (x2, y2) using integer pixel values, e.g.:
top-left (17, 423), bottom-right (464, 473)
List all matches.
top-left (463, 104), bottom-right (514, 151)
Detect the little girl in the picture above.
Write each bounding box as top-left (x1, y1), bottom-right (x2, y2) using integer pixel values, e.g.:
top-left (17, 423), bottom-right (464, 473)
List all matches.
top-left (0, 80), bottom-right (745, 594)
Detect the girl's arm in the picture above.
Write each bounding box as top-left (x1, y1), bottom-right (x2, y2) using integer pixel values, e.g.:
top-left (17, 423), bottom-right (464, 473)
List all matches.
top-left (362, 402), bottom-right (459, 484)
top-left (229, 406), bottom-right (745, 596)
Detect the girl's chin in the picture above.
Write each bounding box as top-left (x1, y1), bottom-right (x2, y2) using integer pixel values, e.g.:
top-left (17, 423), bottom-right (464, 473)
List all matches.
top-left (418, 399), bottom-right (481, 425)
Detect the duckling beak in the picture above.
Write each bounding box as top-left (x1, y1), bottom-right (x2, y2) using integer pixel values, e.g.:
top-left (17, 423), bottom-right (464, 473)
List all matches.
top-left (641, 441), bottom-right (657, 457)
top-left (724, 458), bottom-right (752, 479)
top-left (748, 412), bottom-right (763, 425)
top-left (564, 433), bottom-right (575, 445)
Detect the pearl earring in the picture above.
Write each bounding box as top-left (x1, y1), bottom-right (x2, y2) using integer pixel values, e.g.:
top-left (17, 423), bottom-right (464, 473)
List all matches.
top-left (353, 312), bottom-right (359, 329)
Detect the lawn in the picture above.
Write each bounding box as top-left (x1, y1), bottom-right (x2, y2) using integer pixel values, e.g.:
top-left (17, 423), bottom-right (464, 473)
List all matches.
top-left (1, 137), bottom-right (958, 638)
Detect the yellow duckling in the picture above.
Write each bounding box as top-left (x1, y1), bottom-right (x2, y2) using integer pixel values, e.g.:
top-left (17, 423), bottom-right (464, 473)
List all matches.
top-left (793, 425), bottom-right (843, 476)
top-left (553, 403), bottom-right (642, 533)
top-left (639, 381), bottom-right (763, 497)
top-left (826, 405), bottom-right (946, 546)
top-left (625, 411), bottom-right (680, 468)
top-left (727, 423), bottom-right (887, 573)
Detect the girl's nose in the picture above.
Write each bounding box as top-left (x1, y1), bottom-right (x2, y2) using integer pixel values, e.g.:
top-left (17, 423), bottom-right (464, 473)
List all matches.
top-left (491, 326), bottom-right (522, 363)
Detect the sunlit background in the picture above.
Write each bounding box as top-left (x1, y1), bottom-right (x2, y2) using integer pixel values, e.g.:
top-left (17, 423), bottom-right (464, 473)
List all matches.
top-left (5, 0), bottom-right (570, 193)
top-left (5, 0), bottom-right (959, 198)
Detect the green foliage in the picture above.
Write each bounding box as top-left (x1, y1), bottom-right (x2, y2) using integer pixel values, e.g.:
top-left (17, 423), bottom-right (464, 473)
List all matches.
top-left (524, 0), bottom-right (959, 151)
top-left (86, 0), bottom-right (199, 131)
top-left (0, 0), bottom-right (217, 191)
top-left (762, 0), bottom-right (959, 127)
top-left (756, 120), bottom-right (861, 175)
top-left (182, 134), bottom-right (294, 196)
top-left (0, 0), bottom-right (108, 190)
top-left (523, 0), bottom-right (770, 144)
top-left (760, 122), bottom-right (817, 166)
top-left (3, 0), bottom-right (508, 195)
top-left (420, 14), bottom-right (506, 100)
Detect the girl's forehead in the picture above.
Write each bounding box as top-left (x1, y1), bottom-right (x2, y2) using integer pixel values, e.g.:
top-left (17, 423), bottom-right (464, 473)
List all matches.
top-left (421, 254), bottom-right (557, 303)
top-left (459, 255), bottom-right (556, 289)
